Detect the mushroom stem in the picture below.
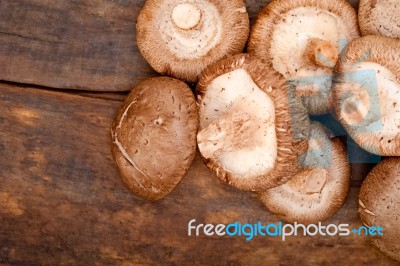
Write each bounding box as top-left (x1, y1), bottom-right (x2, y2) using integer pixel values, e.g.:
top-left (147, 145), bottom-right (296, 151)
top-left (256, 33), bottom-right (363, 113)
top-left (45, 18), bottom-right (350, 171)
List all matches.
top-left (304, 38), bottom-right (339, 68)
top-left (172, 3), bottom-right (202, 30)
top-left (339, 83), bottom-right (370, 126)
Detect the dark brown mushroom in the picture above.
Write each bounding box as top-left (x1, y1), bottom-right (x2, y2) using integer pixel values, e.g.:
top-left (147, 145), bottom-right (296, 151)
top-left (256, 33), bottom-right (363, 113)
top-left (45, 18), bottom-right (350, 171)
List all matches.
top-left (111, 77), bottom-right (199, 201)
top-left (136, 0), bottom-right (249, 83)
top-left (359, 157), bottom-right (400, 262)
top-left (259, 122), bottom-right (351, 224)
top-left (196, 54), bottom-right (310, 191)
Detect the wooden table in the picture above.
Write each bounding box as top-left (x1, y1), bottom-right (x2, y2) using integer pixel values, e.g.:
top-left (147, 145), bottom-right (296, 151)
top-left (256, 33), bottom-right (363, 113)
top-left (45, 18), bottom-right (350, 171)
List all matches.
top-left (0, 0), bottom-right (397, 265)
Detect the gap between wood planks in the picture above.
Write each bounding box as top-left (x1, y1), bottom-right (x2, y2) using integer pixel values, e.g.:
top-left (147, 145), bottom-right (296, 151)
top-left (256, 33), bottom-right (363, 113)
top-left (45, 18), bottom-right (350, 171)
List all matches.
top-left (0, 80), bottom-right (128, 102)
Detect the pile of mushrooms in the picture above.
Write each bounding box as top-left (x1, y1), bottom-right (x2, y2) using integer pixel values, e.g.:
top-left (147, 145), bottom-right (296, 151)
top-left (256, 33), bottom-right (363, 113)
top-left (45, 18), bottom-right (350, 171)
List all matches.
top-left (109, 0), bottom-right (400, 261)
top-left (331, 34), bottom-right (400, 261)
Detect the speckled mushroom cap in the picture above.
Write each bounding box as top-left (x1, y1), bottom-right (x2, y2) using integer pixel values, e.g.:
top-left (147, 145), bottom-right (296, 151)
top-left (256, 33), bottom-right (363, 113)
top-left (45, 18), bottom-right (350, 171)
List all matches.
top-left (111, 77), bottom-right (199, 201)
top-left (359, 0), bottom-right (400, 39)
top-left (359, 157), bottom-right (400, 262)
top-left (196, 54), bottom-right (310, 191)
top-left (259, 122), bottom-right (351, 224)
top-left (136, 0), bottom-right (249, 83)
top-left (248, 0), bottom-right (360, 115)
top-left (332, 36), bottom-right (400, 156)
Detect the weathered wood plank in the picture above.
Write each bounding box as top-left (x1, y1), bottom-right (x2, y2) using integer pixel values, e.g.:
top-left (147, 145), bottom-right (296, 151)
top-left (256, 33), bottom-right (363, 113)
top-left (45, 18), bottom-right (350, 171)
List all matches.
top-left (0, 0), bottom-right (360, 92)
top-left (0, 0), bottom-right (155, 92)
top-left (0, 84), bottom-right (395, 265)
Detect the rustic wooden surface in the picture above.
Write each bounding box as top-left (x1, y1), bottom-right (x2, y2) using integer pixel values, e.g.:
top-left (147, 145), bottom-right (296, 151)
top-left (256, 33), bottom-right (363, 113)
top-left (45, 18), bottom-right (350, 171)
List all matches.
top-left (0, 0), bottom-right (359, 92)
top-left (1, 0), bottom-right (397, 265)
top-left (0, 83), bottom-right (397, 266)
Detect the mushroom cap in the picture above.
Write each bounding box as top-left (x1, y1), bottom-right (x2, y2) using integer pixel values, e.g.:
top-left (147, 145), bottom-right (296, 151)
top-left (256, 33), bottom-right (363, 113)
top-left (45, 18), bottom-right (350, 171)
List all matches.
top-left (359, 157), bottom-right (400, 262)
top-left (359, 0), bottom-right (400, 39)
top-left (247, 0), bottom-right (360, 115)
top-left (111, 77), bottom-right (199, 201)
top-left (196, 54), bottom-right (310, 191)
top-left (259, 122), bottom-right (351, 224)
top-left (136, 0), bottom-right (249, 83)
top-left (332, 36), bottom-right (400, 156)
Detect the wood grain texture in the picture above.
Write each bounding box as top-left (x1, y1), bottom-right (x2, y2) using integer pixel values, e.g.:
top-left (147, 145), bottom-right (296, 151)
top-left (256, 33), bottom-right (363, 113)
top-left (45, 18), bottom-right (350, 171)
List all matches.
top-left (0, 83), bottom-right (396, 265)
top-left (0, 0), bottom-right (360, 92)
top-left (0, 0), bottom-right (155, 92)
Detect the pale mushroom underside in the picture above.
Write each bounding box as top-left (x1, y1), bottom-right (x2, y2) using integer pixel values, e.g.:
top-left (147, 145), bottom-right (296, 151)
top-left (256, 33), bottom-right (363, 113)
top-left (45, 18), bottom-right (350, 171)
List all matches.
top-left (198, 68), bottom-right (277, 179)
top-left (359, 0), bottom-right (400, 38)
top-left (335, 62), bottom-right (400, 155)
top-left (248, 0), bottom-right (361, 115)
top-left (259, 122), bottom-right (350, 224)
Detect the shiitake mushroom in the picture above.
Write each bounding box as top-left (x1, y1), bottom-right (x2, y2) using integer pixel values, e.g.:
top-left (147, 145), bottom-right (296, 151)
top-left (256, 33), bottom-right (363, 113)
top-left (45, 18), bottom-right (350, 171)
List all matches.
top-left (111, 77), bottom-right (199, 201)
top-left (248, 0), bottom-right (360, 115)
top-left (259, 122), bottom-right (351, 224)
top-left (196, 54), bottom-right (310, 191)
top-left (332, 36), bottom-right (400, 156)
top-left (136, 0), bottom-right (250, 83)
top-left (359, 157), bottom-right (400, 262)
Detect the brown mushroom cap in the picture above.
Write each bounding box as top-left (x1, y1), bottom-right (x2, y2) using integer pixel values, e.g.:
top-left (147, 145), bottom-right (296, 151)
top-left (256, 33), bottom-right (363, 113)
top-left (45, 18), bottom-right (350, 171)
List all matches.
top-left (359, 0), bottom-right (400, 39)
top-left (259, 122), bottom-right (351, 224)
top-left (136, 0), bottom-right (249, 83)
top-left (247, 0), bottom-right (360, 115)
top-left (359, 157), bottom-right (400, 262)
top-left (332, 36), bottom-right (400, 156)
top-left (111, 77), bottom-right (199, 201)
top-left (196, 54), bottom-right (310, 191)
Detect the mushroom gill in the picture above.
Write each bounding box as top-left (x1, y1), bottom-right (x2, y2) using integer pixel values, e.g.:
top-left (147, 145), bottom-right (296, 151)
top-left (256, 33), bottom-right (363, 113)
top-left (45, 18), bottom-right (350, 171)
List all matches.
top-left (259, 122), bottom-right (351, 224)
top-left (196, 54), bottom-right (310, 191)
top-left (136, 0), bottom-right (249, 83)
top-left (248, 0), bottom-right (360, 115)
top-left (332, 36), bottom-right (400, 156)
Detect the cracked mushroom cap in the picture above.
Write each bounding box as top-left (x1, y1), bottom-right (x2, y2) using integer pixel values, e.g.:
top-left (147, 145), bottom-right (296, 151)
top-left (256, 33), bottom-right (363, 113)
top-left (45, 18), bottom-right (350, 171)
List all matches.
top-left (196, 54), bottom-right (310, 191)
top-left (359, 157), bottom-right (400, 262)
top-left (247, 0), bottom-right (360, 115)
top-left (332, 36), bottom-right (400, 156)
top-left (111, 77), bottom-right (199, 201)
top-left (136, 0), bottom-right (249, 83)
top-left (359, 0), bottom-right (400, 39)
top-left (259, 122), bottom-right (351, 224)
